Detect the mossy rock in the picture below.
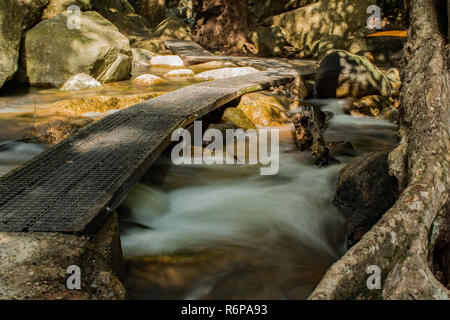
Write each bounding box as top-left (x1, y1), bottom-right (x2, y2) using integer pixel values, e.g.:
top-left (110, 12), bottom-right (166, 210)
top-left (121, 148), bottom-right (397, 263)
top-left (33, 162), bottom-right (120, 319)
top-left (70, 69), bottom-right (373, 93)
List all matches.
top-left (221, 108), bottom-right (257, 130)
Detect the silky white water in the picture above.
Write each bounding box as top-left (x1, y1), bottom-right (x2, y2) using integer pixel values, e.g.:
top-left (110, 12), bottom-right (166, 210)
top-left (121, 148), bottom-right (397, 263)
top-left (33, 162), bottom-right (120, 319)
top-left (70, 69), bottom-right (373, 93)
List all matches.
top-left (119, 99), bottom-right (398, 299)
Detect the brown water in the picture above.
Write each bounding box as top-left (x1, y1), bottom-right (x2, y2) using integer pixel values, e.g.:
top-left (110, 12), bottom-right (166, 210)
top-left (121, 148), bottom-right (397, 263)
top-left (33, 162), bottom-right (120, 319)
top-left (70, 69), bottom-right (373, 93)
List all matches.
top-left (119, 100), bottom-right (399, 300)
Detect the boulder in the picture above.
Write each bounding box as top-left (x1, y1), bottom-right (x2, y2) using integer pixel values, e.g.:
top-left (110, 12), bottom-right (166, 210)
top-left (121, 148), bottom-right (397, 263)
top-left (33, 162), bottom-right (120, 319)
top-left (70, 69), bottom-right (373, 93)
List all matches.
top-left (128, 0), bottom-right (166, 27)
top-left (132, 48), bottom-right (154, 67)
top-left (150, 55), bottom-right (184, 67)
top-left (267, 0), bottom-right (376, 57)
top-left (236, 92), bottom-right (287, 126)
top-left (164, 69), bottom-right (195, 77)
top-left (0, 0), bottom-right (49, 89)
top-left (23, 11), bottom-right (132, 87)
top-left (249, 0), bottom-right (317, 24)
top-left (59, 73), bottom-right (102, 91)
top-left (133, 74), bottom-right (165, 85)
top-left (153, 16), bottom-right (192, 40)
top-left (221, 108), bottom-right (257, 130)
top-left (249, 26), bottom-right (287, 57)
top-left (42, 0), bottom-right (92, 20)
top-left (334, 150), bottom-right (399, 247)
top-left (91, 0), bottom-right (151, 35)
top-left (194, 67), bottom-right (259, 81)
top-left (344, 95), bottom-right (400, 121)
top-left (384, 68), bottom-right (401, 96)
top-left (315, 50), bottom-right (392, 98)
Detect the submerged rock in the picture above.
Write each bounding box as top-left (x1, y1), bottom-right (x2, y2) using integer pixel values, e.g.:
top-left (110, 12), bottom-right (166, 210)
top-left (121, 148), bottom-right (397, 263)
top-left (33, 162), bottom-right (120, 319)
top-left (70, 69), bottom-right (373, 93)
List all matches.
top-left (150, 55), bottom-right (185, 67)
top-left (133, 74), bottom-right (165, 85)
top-left (164, 69), bottom-right (195, 77)
top-left (334, 150), bottom-right (399, 248)
top-left (23, 11), bottom-right (132, 87)
top-left (316, 50), bottom-right (392, 98)
top-left (194, 67), bottom-right (259, 81)
top-left (59, 73), bottom-right (102, 91)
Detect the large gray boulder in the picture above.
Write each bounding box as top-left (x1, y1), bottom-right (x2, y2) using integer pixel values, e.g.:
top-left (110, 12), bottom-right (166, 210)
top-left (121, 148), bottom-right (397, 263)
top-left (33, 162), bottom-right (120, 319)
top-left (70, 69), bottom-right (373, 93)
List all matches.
top-left (267, 0), bottom-right (376, 57)
top-left (23, 11), bottom-right (132, 87)
top-left (316, 50), bottom-right (392, 98)
top-left (334, 150), bottom-right (399, 248)
top-left (0, 0), bottom-right (49, 89)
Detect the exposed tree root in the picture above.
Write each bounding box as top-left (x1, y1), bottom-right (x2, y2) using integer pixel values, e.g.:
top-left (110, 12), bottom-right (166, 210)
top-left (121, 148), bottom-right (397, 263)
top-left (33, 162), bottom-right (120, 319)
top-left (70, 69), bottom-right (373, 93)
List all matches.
top-left (309, 0), bottom-right (450, 299)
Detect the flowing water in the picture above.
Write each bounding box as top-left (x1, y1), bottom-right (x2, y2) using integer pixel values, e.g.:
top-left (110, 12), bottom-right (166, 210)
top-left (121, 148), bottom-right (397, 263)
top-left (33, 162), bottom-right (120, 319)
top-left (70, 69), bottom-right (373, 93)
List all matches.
top-left (119, 99), bottom-right (399, 300)
top-left (0, 67), bottom-right (399, 300)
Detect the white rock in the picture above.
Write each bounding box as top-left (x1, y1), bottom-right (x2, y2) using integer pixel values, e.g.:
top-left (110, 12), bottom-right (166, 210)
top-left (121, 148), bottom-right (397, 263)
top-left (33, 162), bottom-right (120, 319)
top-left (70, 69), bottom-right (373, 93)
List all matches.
top-left (165, 69), bottom-right (195, 77)
top-left (194, 67), bottom-right (259, 81)
top-left (132, 48), bottom-right (154, 67)
top-left (133, 74), bottom-right (165, 85)
top-left (59, 73), bottom-right (102, 91)
top-left (150, 55), bottom-right (185, 67)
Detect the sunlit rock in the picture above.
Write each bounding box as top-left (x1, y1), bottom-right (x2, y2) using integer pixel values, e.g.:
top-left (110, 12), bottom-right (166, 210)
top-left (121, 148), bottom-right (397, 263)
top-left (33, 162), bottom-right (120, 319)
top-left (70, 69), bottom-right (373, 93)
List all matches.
top-left (221, 108), bottom-right (257, 130)
top-left (165, 69), bottom-right (195, 77)
top-left (132, 48), bottom-right (154, 67)
top-left (194, 67), bottom-right (259, 81)
top-left (150, 55), bottom-right (185, 67)
top-left (23, 11), bottom-right (132, 87)
top-left (133, 74), bottom-right (165, 85)
top-left (236, 92), bottom-right (290, 126)
top-left (316, 50), bottom-right (392, 99)
top-left (59, 73), bottom-right (102, 91)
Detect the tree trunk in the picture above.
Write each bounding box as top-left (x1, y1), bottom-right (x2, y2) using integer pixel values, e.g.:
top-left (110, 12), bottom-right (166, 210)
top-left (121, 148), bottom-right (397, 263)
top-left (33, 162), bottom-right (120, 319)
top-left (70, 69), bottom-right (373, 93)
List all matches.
top-left (192, 0), bottom-right (257, 55)
top-left (309, 0), bottom-right (450, 299)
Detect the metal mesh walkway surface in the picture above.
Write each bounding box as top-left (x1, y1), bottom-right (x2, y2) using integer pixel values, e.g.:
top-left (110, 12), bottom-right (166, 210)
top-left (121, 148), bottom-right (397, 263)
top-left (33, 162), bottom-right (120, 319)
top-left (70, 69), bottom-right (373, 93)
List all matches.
top-left (0, 71), bottom-right (295, 234)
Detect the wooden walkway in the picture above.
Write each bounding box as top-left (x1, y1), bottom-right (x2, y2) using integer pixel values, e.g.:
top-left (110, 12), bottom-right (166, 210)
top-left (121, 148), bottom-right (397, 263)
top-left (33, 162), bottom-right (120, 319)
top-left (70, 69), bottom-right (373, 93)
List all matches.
top-left (0, 47), bottom-right (305, 234)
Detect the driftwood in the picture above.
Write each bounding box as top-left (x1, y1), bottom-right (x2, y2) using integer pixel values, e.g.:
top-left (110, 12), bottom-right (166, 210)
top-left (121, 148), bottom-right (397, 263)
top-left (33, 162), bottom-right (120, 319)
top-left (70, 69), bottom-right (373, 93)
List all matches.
top-left (309, 0), bottom-right (450, 299)
top-left (292, 105), bottom-right (339, 167)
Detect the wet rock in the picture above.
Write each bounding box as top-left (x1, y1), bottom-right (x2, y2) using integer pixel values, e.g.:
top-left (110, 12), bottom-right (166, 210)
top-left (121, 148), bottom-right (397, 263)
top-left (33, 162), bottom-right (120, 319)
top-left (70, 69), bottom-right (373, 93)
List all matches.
top-left (345, 95), bottom-right (400, 122)
top-left (221, 108), bottom-right (257, 130)
top-left (150, 55), bottom-right (185, 67)
top-left (327, 141), bottom-right (357, 158)
top-left (267, 0), bottom-right (376, 58)
top-left (59, 73), bottom-right (102, 91)
top-left (0, 0), bottom-right (49, 89)
top-left (52, 92), bottom-right (164, 115)
top-left (249, 26), bottom-right (287, 57)
top-left (133, 74), bottom-right (165, 85)
top-left (42, 0), bottom-right (92, 20)
top-left (316, 50), bottom-right (392, 98)
top-left (164, 69), bottom-right (195, 77)
top-left (236, 92), bottom-right (290, 126)
top-left (132, 48), bottom-right (154, 67)
top-left (23, 11), bottom-right (132, 87)
top-left (334, 150), bottom-right (399, 248)
top-left (194, 67), bottom-right (259, 81)
top-left (31, 116), bottom-right (94, 144)
top-left (292, 105), bottom-right (339, 166)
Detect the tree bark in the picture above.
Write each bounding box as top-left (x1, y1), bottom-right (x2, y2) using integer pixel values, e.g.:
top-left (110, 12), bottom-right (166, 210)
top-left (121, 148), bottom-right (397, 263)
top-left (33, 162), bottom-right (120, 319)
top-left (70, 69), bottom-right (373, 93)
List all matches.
top-left (309, 0), bottom-right (450, 299)
top-left (192, 0), bottom-right (257, 55)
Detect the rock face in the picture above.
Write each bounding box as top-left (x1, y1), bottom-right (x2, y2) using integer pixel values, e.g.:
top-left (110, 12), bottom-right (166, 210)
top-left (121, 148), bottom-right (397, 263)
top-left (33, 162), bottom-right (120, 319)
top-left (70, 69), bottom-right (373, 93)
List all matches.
top-left (23, 11), bottom-right (132, 87)
top-left (316, 50), bottom-right (392, 98)
top-left (334, 150), bottom-right (399, 247)
top-left (42, 0), bottom-right (92, 20)
top-left (268, 0), bottom-right (376, 57)
top-left (195, 67), bottom-right (259, 81)
top-left (0, 0), bottom-right (49, 89)
top-left (249, 26), bottom-right (287, 57)
top-left (59, 73), bottom-right (102, 91)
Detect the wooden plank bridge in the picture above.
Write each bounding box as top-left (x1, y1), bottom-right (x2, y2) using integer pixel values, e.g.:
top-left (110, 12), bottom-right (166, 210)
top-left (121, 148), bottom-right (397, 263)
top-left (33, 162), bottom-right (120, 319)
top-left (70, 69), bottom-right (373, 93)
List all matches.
top-left (0, 41), bottom-right (315, 234)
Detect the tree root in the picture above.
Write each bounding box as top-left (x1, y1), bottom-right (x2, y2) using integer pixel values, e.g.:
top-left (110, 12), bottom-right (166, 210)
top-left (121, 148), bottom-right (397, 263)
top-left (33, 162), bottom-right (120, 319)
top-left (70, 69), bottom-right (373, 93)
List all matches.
top-left (309, 0), bottom-right (450, 299)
